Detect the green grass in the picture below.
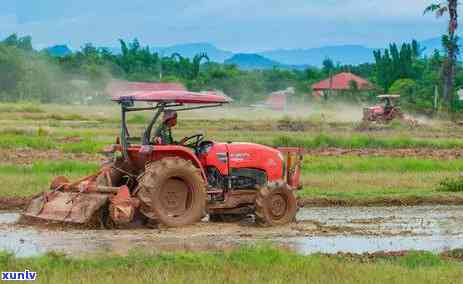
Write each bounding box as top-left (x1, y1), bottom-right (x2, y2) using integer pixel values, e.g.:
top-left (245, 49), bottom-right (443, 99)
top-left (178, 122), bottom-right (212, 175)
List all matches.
top-left (2, 104), bottom-right (463, 203)
top-left (0, 103), bottom-right (44, 113)
top-left (0, 161), bottom-right (99, 197)
top-left (0, 134), bottom-right (111, 153)
top-left (302, 156), bottom-right (463, 173)
top-left (299, 171), bottom-right (461, 201)
top-left (0, 134), bottom-right (57, 150)
top-left (0, 246), bottom-right (461, 284)
top-left (272, 133), bottom-right (463, 149)
top-left (437, 176), bottom-right (463, 192)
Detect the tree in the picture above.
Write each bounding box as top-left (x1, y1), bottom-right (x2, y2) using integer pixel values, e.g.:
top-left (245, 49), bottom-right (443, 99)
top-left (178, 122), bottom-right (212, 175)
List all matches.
top-left (424, 1), bottom-right (459, 110)
top-left (373, 40), bottom-right (421, 92)
top-left (322, 58), bottom-right (335, 76)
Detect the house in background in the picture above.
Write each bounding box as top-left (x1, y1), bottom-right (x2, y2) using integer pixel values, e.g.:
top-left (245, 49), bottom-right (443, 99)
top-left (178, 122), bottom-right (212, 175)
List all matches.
top-left (311, 72), bottom-right (374, 99)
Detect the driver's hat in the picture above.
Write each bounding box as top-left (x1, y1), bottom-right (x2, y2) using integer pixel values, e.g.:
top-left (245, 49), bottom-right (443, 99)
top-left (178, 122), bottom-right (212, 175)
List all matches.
top-left (163, 110), bottom-right (178, 122)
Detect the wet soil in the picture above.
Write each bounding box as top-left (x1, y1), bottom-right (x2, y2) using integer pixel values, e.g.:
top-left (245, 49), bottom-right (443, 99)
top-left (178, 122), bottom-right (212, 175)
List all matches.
top-left (299, 195), bottom-right (463, 207)
top-left (3, 195), bottom-right (463, 212)
top-left (1, 205), bottom-right (463, 257)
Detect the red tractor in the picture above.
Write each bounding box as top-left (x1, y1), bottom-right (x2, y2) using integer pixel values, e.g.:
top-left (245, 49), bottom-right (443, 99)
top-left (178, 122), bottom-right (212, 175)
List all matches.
top-left (24, 90), bottom-right (303, 227)
top-left (363, 95), bottom-right (404, 124)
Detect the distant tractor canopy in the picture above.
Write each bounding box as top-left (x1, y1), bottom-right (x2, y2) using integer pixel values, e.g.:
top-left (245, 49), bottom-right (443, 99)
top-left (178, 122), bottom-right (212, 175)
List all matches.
top-left (311, 72), bottom-right (374, 98)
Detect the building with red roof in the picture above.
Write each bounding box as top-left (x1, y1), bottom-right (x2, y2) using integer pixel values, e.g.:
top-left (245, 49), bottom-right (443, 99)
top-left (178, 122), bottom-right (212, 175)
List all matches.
top-left (311, 72), bottom-right (374, 98)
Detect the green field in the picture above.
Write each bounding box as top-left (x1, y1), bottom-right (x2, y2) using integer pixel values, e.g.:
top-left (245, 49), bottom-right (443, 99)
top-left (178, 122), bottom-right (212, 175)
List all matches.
top-left (1, 246), bottom-right (462, 284)
top-left (1, 103), bottom-right (463, 204)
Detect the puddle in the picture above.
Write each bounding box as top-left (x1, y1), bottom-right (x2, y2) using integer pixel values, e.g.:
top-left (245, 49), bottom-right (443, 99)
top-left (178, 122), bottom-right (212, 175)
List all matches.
top-left (0, 206), bottom-right (462, 257)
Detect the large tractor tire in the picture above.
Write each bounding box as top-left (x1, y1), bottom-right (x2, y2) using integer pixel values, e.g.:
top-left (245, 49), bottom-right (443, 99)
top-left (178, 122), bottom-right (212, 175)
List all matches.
top-left (255, 182), bottom-right (298, 226)
top-left (137, 158), bottom-right (206, 227)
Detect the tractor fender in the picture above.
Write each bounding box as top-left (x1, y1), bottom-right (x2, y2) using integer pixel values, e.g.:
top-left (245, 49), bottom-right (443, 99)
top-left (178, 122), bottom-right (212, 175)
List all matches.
top-left (149, 145), bottom-right (207, 180)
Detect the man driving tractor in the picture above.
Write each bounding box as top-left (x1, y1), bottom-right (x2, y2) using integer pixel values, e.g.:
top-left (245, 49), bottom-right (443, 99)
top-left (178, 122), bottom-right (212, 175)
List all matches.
top-left (154, 110), bottom-right (177, 145)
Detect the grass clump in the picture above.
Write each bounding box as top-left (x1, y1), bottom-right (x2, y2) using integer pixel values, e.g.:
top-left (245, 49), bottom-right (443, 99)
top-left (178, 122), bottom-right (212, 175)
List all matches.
top-left (437, 176), bottom-right (463, 192)
top-left (394, 252), bottom-right (443, 269)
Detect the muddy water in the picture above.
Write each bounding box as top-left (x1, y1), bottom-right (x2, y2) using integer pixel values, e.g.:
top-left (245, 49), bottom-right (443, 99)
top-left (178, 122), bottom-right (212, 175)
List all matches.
top-left (1, 205), bottom-right (463, 257)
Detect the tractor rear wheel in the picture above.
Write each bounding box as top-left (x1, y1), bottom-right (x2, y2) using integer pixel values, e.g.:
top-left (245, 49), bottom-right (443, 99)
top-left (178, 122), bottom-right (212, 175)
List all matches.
top-left (137, 158), bottom-right (206, 227)
top-left (255, 182), bottom-right (298, 226)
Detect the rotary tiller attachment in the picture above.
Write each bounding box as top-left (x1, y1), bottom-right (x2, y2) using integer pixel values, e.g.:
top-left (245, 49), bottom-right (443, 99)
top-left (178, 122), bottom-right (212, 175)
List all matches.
top-left (23, 169), bottom-right (139, 225)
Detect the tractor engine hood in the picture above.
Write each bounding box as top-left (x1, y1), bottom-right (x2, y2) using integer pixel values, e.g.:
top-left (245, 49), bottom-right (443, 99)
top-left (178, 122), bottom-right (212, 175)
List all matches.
top-left (198, 142), bottom-right (284, 181)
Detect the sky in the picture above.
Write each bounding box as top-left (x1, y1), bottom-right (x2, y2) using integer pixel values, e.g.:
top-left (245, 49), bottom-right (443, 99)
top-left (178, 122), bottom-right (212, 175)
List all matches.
top-left (0, 0), bottom-right (453, 52)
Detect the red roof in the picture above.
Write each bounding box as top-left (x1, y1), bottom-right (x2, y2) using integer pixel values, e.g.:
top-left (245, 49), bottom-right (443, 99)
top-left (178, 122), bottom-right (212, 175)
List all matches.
top-left (311, 72), bottom-right (374, 91)
top-left (106, 80), bottom-right (186, 98)
top-left (112, 90), bottom-right (232, 104)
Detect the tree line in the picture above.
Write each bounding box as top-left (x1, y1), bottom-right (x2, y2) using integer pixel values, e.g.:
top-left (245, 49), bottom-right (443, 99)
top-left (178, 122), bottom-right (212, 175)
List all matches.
top-left (0, 33), bottom-right (462, 114)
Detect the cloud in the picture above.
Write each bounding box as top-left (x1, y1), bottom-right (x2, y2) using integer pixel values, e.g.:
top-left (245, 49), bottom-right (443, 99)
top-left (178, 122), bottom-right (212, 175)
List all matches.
top-left (0, 0), bottom-right (453, 51)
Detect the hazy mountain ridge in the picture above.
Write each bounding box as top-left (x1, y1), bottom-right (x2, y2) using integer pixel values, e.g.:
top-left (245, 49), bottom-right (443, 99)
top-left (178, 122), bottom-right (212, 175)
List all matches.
top-left (45, 37), bottom-right (446, 69)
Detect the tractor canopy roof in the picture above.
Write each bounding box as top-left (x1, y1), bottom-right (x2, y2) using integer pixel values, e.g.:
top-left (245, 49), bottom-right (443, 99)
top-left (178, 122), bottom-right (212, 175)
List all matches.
top-left (112, 90), bottom-right (232, 104)
top-left (377, 94), bottom-right (400, 99)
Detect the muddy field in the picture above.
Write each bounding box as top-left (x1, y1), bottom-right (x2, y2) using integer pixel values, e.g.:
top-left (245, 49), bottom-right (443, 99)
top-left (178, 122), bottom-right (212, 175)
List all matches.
top-left (2, 104), bottom-right (463, 263)
top-left (1, 205), bottom-right (463, 257)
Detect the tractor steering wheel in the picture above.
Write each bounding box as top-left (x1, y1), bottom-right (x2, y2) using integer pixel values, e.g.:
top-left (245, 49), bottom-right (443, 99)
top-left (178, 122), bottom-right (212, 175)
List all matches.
top-left (180, 134), bottom-right (204, 149)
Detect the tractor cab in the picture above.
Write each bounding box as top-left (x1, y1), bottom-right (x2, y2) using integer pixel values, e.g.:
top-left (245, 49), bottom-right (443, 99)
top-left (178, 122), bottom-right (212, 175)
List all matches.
top-left (363, 94), bottom-right (403, 123)
top-left (377, 94), bottom-right (400, 115)
top-left (113, 90), bottom-right (230, 157)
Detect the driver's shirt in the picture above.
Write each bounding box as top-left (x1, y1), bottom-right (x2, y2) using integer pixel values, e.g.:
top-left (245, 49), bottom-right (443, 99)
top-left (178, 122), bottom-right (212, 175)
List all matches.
top-left (154, 124), bottom-right (174, 145)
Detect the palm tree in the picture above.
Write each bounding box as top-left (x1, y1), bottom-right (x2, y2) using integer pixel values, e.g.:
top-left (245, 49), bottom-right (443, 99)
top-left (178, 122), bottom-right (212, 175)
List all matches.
top-left (424, 1), bottom-right (459, 110)
top-left (192, 53), bottom-right (210, 79)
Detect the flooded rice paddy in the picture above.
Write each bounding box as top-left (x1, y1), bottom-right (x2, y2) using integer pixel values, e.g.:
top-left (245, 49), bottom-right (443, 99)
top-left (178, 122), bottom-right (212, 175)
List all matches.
top-left (1, 205), bottom-right (462, 257)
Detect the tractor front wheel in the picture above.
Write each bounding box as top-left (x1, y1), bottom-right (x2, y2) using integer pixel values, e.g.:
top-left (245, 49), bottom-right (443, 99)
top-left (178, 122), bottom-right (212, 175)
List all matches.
top-left (255, 182), bottom-right (298, 226)
top-left (137, 158), bottom-right (206, 227)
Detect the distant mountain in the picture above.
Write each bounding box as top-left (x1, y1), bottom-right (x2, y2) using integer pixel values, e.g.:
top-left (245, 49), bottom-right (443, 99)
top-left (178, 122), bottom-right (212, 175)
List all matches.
top-left (259, 45), bottom-right (376, 66)
top-left (43, 37), bottom-right (451, 68)
top-left (151, 43), bottom-right (233, 63)
top-left (224, 53), bottom-right (282, 70)
top-left (45, 45), bottom-right (72, 57)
